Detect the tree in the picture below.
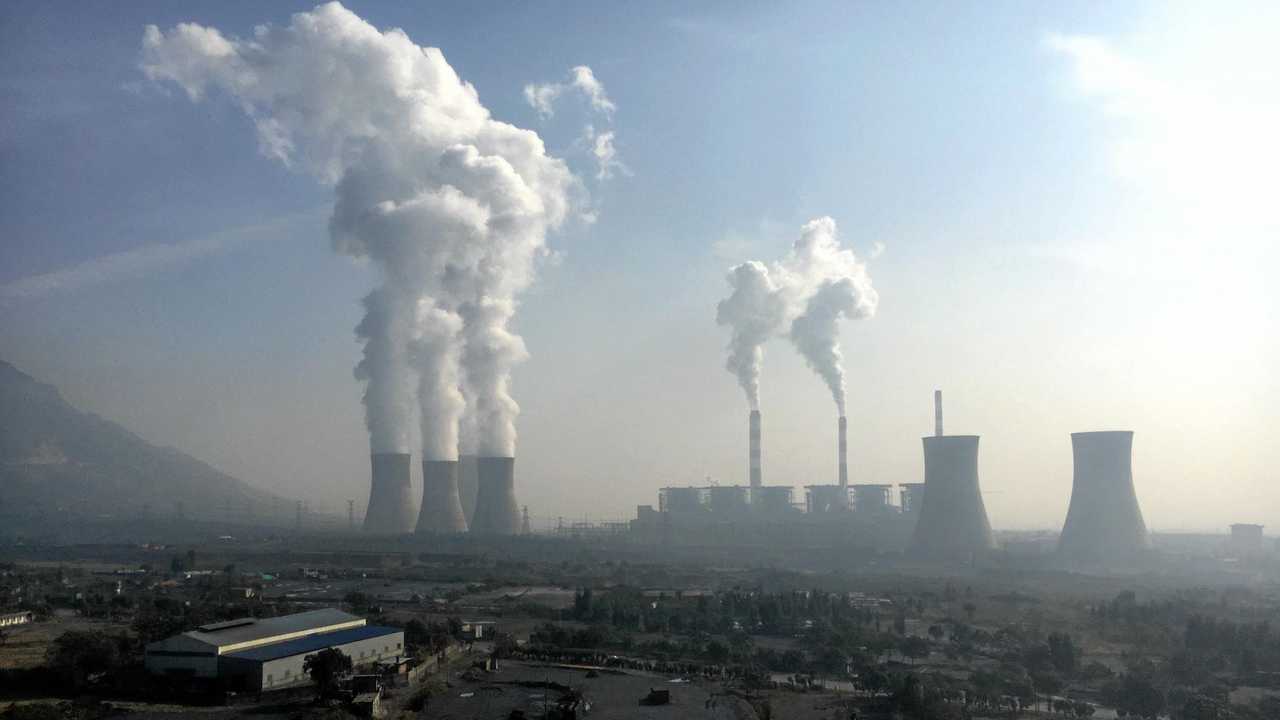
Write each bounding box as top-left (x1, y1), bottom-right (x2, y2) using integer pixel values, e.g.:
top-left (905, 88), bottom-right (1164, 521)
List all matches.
top-left (304, 648), bottom-right (353, 699)
top-left (705, 640), bottom-right (729, 664)
top-left (344, 591), bottom-right (370, 614)
top-left (1048, 632), bottom-right (1079, 676)
top-left (46, 630), bottom-right (126, 689)
top-left (962, 602), bottom-right (976, 621)
top-left (899, 637), bottom-right (930, 666)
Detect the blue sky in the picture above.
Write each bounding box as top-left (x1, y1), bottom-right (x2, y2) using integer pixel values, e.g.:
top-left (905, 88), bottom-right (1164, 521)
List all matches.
top-left (2, 1), bottom-right (1276, 530)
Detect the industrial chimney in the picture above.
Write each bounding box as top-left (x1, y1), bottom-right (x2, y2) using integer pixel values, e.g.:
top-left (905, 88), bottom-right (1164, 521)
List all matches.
top-left (363, 452), bottom-right (415, 534)
top-left (934, 389), bottom-right (943, 437)
top-left (1057, 431), bottom-right (1150, 563)
top-left (749, 410), bottom-right (762, 488)
top-left (837, 416), bottom-right (849, 487)
top-left (469, 456), bottom-right (521, 535)
top-left (415, 460), bottom-right (468, 534)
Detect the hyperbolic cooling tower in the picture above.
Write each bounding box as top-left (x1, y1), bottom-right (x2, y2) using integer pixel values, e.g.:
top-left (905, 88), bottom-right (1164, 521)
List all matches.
top-left (469, 456), bottom-right (521, 534)
top-left (415, 460), bottom-right (468, 534)
top-left (837, 416), bottom-right (849, 487)
top-left (458, 454), bottom-right (479, 524)
top-left (749, 410), bottom-right (762, 488)
top-left (363, 452), bottom-right (415, 534)
top-left (909, 435), bottom-right (996, 560)
top-left (1057, 431), bottom-right (1150, 562)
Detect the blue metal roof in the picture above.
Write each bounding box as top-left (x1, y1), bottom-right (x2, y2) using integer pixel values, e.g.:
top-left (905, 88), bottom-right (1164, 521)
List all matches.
top-left (224, 625), bottom-right (401, 663)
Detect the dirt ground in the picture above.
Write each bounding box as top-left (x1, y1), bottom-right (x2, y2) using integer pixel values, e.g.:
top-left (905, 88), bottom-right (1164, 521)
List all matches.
top-left (0, 617), bottom-right (131, 670)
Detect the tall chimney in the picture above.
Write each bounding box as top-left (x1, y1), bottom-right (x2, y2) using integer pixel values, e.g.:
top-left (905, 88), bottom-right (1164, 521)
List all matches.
top-left (838, 416), bottom-right (849, 487)
top-left (748, 410), bottom-right (762, 488)
top-left (934, 390), bottom-right (943, 437)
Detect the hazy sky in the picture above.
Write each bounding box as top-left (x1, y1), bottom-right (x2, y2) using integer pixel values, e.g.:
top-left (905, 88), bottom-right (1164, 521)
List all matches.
top-left (2, 1), bottom-right (1276, 531)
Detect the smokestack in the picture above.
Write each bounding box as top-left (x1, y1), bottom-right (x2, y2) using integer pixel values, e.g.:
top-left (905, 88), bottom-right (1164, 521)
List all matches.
top-left (363, 452), bottom-right (415, 534)
top-left (838, 416), bottom-right (849, 487)
top-left (934, 390), bottom-right (943, 437)
top-left (749, 410), bottom-right (762, 488)
top-left (415, 460), bottom-right (468, 534)
top-left (1058, 431), bottom-right (1150, 564)
top-left (909, 436), bottom-right (995, 560)
top-left (469, 456), bottom-right (521, 535)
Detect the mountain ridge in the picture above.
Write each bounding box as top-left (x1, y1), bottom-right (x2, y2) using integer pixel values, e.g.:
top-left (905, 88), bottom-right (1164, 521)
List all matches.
top-left (0, 359), bottom-right (296, 528)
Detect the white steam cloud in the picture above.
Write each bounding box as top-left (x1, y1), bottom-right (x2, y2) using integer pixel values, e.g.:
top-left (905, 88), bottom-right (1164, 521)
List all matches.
top-left (525, 67), bottom-right (623, 181)
top-left (142, 2), bottom-right (575, 458)
top-left (524, 66), bottom-right (616, 119)
top-left (715, 217), bottom-right (878, 414)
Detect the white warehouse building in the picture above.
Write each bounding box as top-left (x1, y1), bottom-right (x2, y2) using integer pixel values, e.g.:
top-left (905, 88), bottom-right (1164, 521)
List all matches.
top-left (144, 608), bottom-right (404, 692)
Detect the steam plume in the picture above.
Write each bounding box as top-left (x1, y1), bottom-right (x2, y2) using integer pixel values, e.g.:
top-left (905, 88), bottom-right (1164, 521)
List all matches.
top-left (715, 261), bottom-right (785, 410)
top-left (785, 219), bottom-right (878, 415)
top-left (715, 217), bottom-right (878, 413)
top-left (142, 2), bottom-right (574, 458)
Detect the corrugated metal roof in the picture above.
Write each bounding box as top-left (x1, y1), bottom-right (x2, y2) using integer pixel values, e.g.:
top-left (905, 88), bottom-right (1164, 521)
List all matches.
top-left (186, 608), bottom-right (363, 652)
top-left (224, 625), bottom-right (402, 663)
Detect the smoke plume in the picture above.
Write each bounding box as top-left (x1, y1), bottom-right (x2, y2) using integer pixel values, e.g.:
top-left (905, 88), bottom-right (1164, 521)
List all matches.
top-left (784, 219), bottom-right (878, 415)
top-left (142, 2), bottom-right (574, 458)
top-left (715, 261), bottom-right (785, 410)
top-left (715, 217), bottom-right (878, 413)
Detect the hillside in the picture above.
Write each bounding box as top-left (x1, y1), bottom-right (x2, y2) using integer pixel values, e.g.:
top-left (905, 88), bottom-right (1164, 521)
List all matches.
top-left (0, 360), bottom-right (295, 531)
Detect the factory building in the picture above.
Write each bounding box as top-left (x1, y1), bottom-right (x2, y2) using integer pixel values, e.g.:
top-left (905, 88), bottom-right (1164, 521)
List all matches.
top-left (144, 608), bottom-right (403, 692)
top-left (1229, 523), bottom-right (1265, 556)
top-left (1, 611), bottom-right (33, 628)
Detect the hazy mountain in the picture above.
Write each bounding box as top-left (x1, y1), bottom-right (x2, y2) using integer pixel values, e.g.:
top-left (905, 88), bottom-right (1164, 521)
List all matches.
top-left (0, 359), bottom-right (294, 529)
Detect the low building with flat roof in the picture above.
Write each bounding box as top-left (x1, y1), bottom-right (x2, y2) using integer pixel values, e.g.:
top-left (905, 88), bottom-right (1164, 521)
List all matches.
top-left (1, 611), bottom-right (34, 628)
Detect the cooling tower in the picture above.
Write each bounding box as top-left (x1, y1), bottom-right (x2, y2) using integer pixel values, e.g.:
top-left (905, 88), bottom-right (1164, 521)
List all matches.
top-left (458, 454), bottom-right (479, 524)
top-left (749, 410), bottom-right (762, 488)
top-left (1057, 431), bottom-right (1150, 563)
top-left (909, 436), bottom-right (995, 560)
top-left (415, 460), bottom-right (468, 534)
top-left (837, 416), bottom-right (849, 487)
top-left (363, 452), bottom-right (415, 534)
top-left (469, 456), bottom-right (521, 535)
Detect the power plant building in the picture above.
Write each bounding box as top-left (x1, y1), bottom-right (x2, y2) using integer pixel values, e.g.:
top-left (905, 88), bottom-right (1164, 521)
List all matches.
top-left (852, 484), bottom-right (892, 514)
top-left (806, 485), bottom-right (852, 514)
top-left (752, 485), bottom-right (797, 514)
top-left (1057, 431), bottom-right (1150, 564)
top-left (144, 609), bottom-right (403, 692)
